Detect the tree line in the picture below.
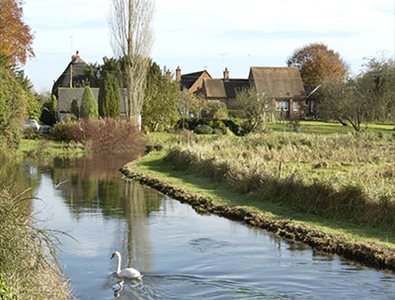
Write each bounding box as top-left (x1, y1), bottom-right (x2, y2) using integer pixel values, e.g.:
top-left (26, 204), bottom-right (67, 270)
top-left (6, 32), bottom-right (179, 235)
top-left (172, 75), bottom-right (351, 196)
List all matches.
top-left (287, 43), bottom-right (394, 131)
top-left (1, 0), bottom-right (393, 140)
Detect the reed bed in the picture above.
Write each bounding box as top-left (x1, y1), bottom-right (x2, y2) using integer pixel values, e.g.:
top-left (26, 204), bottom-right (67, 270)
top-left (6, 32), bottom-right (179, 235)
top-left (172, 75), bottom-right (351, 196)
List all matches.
top-left (0, 189), bottom-right (72, 299)
top-left (164, 132), bottom-right (395, 228)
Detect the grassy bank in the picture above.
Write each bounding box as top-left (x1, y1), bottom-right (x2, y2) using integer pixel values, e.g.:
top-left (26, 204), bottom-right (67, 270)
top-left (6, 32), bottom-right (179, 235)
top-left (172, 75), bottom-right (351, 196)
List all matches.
top-left (128, 151), bottom-right (395, 247)
top-left (123, 127), bottom-right (395, 268)
top-left (123, 152), bottom-right (395, 270)
top-left (18, 139), bottom-right (88, 158)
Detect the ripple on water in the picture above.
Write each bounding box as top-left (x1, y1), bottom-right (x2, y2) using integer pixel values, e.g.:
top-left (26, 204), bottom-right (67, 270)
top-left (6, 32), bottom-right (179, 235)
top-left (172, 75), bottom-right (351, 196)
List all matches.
top-left (114, 273), bottom-right (296, 300)
top-left (189, 237), bottom-right (232, 254)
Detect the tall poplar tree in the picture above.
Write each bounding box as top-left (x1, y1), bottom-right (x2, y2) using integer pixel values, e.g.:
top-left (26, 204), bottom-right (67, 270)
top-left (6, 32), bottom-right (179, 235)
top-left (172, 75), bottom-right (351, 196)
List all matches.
top-left (109, 0), bottom-right (154, 128)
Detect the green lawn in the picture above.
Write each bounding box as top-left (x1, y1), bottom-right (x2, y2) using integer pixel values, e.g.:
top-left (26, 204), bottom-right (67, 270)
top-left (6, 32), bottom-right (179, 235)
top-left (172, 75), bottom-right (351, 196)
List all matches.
top-left (18, 139), bottom-right (88, 158)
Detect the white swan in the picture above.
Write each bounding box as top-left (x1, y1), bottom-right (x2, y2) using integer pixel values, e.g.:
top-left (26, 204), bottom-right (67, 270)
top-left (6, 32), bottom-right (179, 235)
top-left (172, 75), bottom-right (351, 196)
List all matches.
top-left (111, 251), bottom-right (142, 279)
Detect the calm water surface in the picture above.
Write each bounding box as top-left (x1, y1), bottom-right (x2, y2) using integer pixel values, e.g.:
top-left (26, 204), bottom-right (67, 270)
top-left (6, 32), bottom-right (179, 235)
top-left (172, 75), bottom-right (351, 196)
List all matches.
top-left (27, 158), bottom-right (394, 300)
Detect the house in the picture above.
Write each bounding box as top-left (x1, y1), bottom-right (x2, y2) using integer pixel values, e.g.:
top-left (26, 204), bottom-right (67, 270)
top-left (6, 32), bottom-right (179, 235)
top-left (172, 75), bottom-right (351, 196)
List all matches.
top-left (175, 67), bottom-right (212, 94)
top-left (52, 52), bottom-right (127, 120)
top-left (57, 87), bottom-right (128, 120)
top-left (248, 67), bottom-right (306, 119)
top-left (202, 68), bottom-right (249, 110)
top-left (185, 66), bottom-right (306, 119)
top-left (52, 51), bottom-right (90, 98)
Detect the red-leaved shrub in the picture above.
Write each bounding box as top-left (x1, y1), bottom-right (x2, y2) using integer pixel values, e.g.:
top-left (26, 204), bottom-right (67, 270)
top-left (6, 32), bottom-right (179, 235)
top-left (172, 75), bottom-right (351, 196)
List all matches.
top-left (51, 119), bottom-right (144, 154)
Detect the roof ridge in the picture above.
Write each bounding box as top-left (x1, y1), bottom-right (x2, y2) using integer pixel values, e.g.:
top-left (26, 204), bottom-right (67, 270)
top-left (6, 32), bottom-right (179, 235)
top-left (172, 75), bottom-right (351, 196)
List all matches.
top-left (251, 66), bottom-right (299, 70)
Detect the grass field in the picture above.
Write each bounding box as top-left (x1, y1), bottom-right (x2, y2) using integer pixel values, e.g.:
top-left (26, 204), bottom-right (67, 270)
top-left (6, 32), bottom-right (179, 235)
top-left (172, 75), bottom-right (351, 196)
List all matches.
top-left (132, 151), bottom-right (395, 249)
top-left (140, 121), bottom-right (395, 249)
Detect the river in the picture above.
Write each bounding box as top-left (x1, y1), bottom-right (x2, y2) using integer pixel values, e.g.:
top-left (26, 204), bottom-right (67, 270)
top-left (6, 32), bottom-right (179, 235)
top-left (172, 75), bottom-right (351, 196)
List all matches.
top-left (25, 157), bottom-right (394, 299)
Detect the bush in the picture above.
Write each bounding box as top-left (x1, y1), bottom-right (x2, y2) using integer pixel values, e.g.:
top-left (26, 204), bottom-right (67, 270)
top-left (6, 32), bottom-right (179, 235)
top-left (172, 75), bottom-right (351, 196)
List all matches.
top-left (194, 124), bottom-right (213, 135)
top-left (50, 121), bottom-right (78, 142)
top-left (175, 118), bottom-right (243, 135)
top-left (222, 119), bottom-right (242, 135)
top-left (23, 127), bottom-right (43, 140)
top-left (206, 101), bottom-right (228, 119)
top-left (51, 119), bottom-right (143, 154)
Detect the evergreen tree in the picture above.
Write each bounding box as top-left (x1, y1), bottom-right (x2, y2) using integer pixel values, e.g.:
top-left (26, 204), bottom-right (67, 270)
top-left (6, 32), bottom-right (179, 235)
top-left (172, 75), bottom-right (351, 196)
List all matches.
top-left (70, 99), bottom-right (80, 119)
top-left (80, 86), bottom-right (98, 119)
top-left (40, 94), bottom-right (58, 125)
top-left (98, 73), bottom-right (120, 118)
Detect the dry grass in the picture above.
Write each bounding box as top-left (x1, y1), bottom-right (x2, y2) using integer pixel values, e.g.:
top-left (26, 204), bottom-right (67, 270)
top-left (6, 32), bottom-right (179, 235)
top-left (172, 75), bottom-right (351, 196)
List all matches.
top-left (163, 132), bottom-right (395, 228)
top-left (0, 189), bottom-right (72, 300)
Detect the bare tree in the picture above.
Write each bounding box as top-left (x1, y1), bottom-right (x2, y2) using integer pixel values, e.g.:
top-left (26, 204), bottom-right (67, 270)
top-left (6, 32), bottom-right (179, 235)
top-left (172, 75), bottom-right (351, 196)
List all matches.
top-left (109, 0), bottom-right (154, 127)
top-left (236, 87), bottom-right (274, 133)
top-left (319, 78), bottom-right (369, 132)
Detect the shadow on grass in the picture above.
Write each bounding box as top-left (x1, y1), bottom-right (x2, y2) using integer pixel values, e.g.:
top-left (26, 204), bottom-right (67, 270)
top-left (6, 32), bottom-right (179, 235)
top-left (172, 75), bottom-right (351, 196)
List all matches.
top-left (138, 156), bottom-right (395, 247)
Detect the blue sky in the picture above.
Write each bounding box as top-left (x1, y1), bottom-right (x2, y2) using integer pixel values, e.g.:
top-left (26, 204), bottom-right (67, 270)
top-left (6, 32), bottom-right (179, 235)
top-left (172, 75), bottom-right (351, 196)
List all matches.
top-left (23, 0), bottom-right (394, 92)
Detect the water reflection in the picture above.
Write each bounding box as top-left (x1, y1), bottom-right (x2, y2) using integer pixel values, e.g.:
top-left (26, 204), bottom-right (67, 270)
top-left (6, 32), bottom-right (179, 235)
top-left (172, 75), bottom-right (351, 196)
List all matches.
top-left (27, 157), bottom-right (395, 300)
top-left (47, 156), bottom-right (163, 283)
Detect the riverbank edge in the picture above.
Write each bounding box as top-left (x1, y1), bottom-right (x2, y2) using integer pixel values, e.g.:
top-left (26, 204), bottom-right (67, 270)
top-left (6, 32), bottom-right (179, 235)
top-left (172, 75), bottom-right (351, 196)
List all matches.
top-left (120, 163), bottom-right (395, 272)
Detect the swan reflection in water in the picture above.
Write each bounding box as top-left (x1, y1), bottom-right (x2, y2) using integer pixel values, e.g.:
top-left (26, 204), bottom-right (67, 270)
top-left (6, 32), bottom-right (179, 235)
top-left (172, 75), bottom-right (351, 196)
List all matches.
top-left (112, 279), bottom-right (147, 299)
top-left (110, 251), bottom-right (153, 299)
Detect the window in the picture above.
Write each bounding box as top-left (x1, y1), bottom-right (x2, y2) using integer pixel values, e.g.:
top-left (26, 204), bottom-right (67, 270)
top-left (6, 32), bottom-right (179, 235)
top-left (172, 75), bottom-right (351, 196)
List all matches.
top-left (293, 101), bottom-right (300, 112)
top-left (276, 101), bottom-right (289, 111)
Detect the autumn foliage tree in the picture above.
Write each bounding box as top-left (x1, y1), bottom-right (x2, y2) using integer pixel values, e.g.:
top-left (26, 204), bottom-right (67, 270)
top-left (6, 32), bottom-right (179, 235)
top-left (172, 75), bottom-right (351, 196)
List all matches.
top-left (0, 0), bottom-right (34, 65)
top-left (287, 43), bottom-right (347, 93)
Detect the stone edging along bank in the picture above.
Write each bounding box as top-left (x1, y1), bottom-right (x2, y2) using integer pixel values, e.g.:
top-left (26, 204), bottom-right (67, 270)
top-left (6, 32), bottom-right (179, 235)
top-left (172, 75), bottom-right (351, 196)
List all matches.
top-left (120, 166), bottom-right (395, 272)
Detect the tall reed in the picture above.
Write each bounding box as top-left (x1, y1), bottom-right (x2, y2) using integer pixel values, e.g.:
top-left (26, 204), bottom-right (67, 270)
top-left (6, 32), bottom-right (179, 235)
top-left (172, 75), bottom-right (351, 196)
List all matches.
top-left (0, 189), bottom-right (71, 299)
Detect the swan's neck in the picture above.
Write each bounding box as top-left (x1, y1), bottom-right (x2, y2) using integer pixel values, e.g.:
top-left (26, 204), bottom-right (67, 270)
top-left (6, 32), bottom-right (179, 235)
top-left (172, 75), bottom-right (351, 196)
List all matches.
top-left (116, 254), bottom-right (122, 274)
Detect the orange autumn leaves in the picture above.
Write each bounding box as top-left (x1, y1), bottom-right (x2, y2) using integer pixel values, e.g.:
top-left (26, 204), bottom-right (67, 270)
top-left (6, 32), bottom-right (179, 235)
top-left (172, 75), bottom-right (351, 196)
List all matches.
top-left (287, 43), bottom-right (347, 90)
top-left (0, 0), bottom-right (34, 65)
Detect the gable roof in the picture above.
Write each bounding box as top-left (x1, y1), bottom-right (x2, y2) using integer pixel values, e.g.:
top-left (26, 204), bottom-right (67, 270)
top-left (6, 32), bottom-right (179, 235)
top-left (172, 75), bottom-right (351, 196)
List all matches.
top-left (249, 67), bottom-right (305, 99)
top-left (180, 70), bottom-right (211, 90)
top-left (204, 79), bottom-right (249, 99)
top-left (52, 55), bottom-right (89, 97)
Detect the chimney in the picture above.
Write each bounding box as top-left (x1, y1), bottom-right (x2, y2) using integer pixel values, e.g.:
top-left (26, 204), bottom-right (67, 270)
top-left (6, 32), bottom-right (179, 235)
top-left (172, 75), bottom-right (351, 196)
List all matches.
top-left (223, 67), bottom-right (229, 80)
top-left (165, 70), bottom-right (172, 81)
top-left (71, 50), bottom-right (80, 63)
top-left (176, 66), bottom-right (181, 82)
